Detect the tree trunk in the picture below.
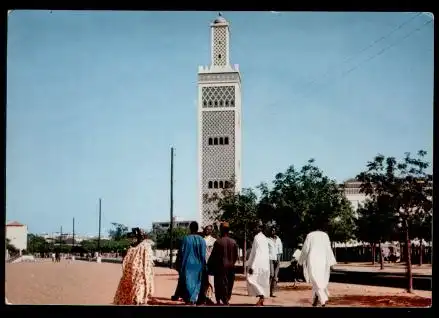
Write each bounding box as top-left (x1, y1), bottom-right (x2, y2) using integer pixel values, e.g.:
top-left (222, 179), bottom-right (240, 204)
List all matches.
top-left (419, 242), bottom-right (423, 266)
top-left (371, 243), bottom-right (376, 265)
top-left (243, 228), bottom-right (247, 276)
top-left (404, 225), bottom-right (413, 293)
top-left (379, 240), bottom-right (384, 270)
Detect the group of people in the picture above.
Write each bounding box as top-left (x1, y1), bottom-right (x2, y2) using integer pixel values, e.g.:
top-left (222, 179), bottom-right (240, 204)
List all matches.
top-left (112, 219), bottom-right (337, 307)
top-left (51, 251), bottom-right (61, 262)
top-left (246, 220), bottom-right (337, 307)
top-left (171, 221), bottom-right (239, 305)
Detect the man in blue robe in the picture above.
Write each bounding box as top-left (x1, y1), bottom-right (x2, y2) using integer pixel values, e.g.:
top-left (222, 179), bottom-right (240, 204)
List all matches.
top-left (173, 221), bottom-right (207, 305)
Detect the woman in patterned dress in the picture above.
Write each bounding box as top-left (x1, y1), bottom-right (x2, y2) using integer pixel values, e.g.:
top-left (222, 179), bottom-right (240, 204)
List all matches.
top-left (113, 228), bottom-right (155, 305)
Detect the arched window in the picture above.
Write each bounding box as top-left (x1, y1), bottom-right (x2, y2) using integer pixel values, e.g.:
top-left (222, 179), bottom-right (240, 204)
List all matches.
top-left (214, 181), bottom-right (218, 189)
top-left (219, 137), bottom-right (224, 145)
top-left (214, 138), bottom-right (218, 145)
top-left (224, 137), bottom-right (229, 145)
top-left (219, 181), bottom-right (224, 188)
top-left (214, 101), bottom-right (218, 107)
top-left (231, 100), bottom-right (235, 106)
top-left (225, 100), bottom-right (229, 106)
top-left (208, 138), bottom-right (213, 145)
top-left (219, 100), bottom-right (223, 106)
top-left (208, 181), bottom-right (213, 189)
top-left (224, 181), bottom-right (230, 188)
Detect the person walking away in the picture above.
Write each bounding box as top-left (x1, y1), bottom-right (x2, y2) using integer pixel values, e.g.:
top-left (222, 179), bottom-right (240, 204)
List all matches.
top-left (298, 223), bottom-right (336, 307)
top-left (268, 227), bottom-right (282, 297)
top-left (173, 221), bottom-right (207, 305)
top-left (113, 228), bottom-right (155, 305)
top-left (291, 243), bottom-right (303, 282)
top-left (203, 225), bottom-right (216, 305)
top-left (207, 222), bottom-right (238, 305)
top-left (246, 221), bottom-right (270, 306)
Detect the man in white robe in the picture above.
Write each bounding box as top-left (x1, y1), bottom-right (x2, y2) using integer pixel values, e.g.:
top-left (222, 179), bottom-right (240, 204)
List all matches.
top-left (246, 222), bottom-right (270, 306)
top-left (203, 225), bottom-right (216, 304)
top-left (298, 230), bottom-right (336, 307)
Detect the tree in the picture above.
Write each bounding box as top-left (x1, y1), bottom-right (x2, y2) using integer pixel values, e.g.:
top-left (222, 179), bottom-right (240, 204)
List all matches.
top-left (6, 238), bottom-right (19, 255)
top-left (27, 234), bottom-right (52, 254)
top-left (205, 177), bottom-right (259, 249)
top-left (357, 150), bottom-right (432, 293)
top-left (209, 184), bottom-right (259, 246)
top-left (258, 159), bottom-right (356, 248)
top-left (108, 223), bottom-right (129, 241)
top-left (356, 198), bottom-right (397, 268)
top-left (410, 209), bottom-right (432, 265)
top-left (150, 227), bottom-right (190, 250)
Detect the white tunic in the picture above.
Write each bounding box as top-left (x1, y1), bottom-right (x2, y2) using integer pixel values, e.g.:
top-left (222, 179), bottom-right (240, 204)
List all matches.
top-left (204, 235), bottom-right (216, 261)
top-left (246, 232), bottom-right (270, 297)
top-left (298, 231), bottom-right (336, 305)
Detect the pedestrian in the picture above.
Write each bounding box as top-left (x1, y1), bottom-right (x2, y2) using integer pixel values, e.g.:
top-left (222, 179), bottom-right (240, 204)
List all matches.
top-left (246, 221), bottom-right (270, 306)
top-left (298, 222), bottom-right (336, 307)
top-left (291, 243), bottom-right (303, 282)
top-left (203, 224), bottom-right (216, 305)
top-left (207, 222), bottom-right (238, 305)
top-left (173, 221), bottom-right (207, 305)
top-left (113, 228), bottom-right (155, 305)
top-left (267, 226), bottom-right (282, 297)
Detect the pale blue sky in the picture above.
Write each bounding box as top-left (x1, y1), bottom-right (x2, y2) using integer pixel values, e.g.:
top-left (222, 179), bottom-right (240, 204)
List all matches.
top-left (6, 11), bottom-right (434, 236)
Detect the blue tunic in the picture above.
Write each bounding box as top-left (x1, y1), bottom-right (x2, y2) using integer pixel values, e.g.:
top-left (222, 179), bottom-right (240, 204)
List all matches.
top-left (176, 234), bottom-right (207, 303)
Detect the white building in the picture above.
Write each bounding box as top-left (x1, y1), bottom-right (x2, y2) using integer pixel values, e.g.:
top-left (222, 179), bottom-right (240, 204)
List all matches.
top-left (340, 178), bottom-right (367, 212)
top-left (6, 221), bottom-right (28, 253)
top-left (198, 14), bottom-right (242, 227)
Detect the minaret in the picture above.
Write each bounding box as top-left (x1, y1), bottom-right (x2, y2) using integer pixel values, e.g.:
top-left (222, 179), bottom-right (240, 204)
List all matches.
top-left (197, 14), bottom-right (242, 227)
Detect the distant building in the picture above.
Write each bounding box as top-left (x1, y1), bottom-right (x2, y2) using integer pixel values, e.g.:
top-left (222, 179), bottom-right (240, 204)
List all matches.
top-left (152, 217), bottom-right (197, 231)
top-left (340, 178), bottom-right (367, 212)
top-left (340, 178), bottom-right (432, 213)
top-left (6, 221), bottom-right (28, 253)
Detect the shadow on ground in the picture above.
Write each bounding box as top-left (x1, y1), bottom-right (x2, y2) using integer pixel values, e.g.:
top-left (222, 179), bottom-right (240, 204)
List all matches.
top-left (278, 285), bottom-right (312, 291)
top-left (327, 295), bottom-right (431, 307)
top-left (149, 297), bottom-right (261, 307)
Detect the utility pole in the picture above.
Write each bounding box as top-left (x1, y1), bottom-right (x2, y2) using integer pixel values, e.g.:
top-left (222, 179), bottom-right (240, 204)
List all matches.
top-left (60, 226), bottom-right (63, 245)
top-left (169, 147), bottom-right (174, 269)
top-left (98, 198), bottom-right (102, 253)
top-left (72, 218), bottom-right (75, 247)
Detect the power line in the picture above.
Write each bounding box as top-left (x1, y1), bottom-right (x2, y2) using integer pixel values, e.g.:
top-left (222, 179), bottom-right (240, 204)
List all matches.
top-left (293, 13), bottom-right (422, 100)
top-left (339, 20), bottom-right (432, 78)
top-left (298, 18), bottom-right (433, 102)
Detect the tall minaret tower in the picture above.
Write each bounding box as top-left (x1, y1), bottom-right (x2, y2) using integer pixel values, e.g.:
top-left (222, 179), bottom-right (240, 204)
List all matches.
top-left (197, 13), bottom-right (242, 227)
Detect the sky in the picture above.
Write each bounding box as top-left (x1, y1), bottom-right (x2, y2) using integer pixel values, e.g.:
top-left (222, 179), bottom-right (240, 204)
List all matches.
top-left (6, 11), bottom-right (434, 236)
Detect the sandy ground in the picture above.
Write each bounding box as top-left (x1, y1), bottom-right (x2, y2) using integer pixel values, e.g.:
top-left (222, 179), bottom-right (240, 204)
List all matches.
top-left (5, 260), bottom-right (431, 307)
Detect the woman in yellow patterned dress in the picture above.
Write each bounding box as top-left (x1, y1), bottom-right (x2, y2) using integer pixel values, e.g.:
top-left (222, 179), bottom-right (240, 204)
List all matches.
top-left (113, 228), bottom-right (155, 305)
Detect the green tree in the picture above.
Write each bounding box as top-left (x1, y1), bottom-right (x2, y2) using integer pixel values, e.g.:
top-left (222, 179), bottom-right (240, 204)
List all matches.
top-left (6, 238), bottom-right (19, 255)
top-left (80, 239), bottom-right (98, 252)
top-left (108, 223), bottom-right (129, 241)
top-left (410, 209), bottom-right (432, 265)
top-left (259, 159), bottom-right (356, 248)
top-left (151, 227), bottom-right (189, 250)
top-left (27, 234), bottom-right (52, 254)
top-left (356, 198), bottom-right (397, 268)
top-left (206, 177), bottom-right (259, 249)
top-left (357, 150), bottom-right (432, 293)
